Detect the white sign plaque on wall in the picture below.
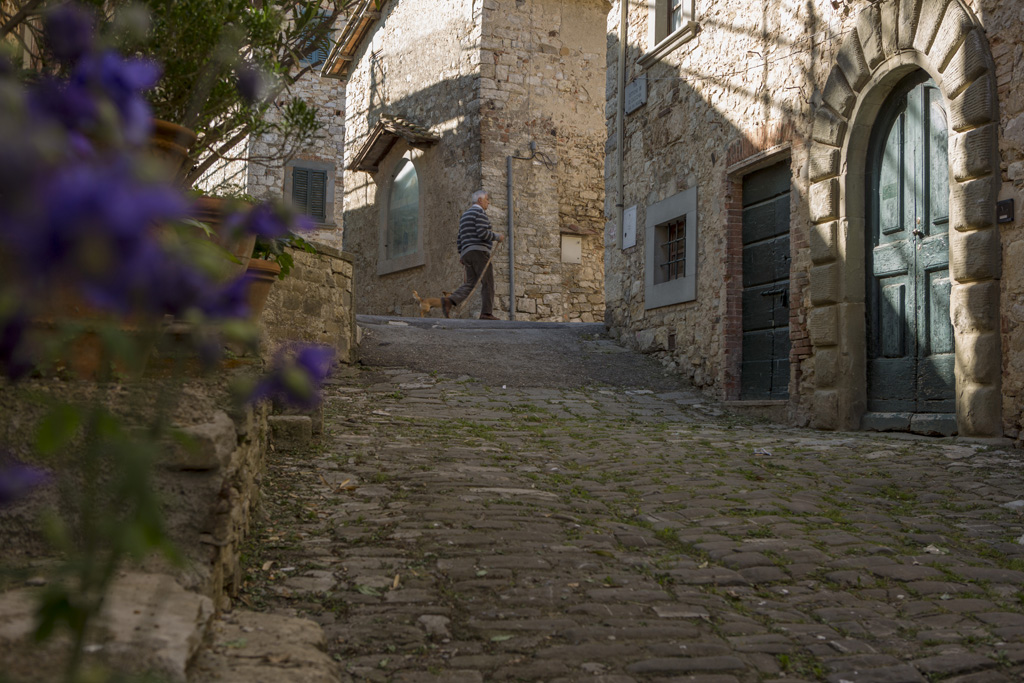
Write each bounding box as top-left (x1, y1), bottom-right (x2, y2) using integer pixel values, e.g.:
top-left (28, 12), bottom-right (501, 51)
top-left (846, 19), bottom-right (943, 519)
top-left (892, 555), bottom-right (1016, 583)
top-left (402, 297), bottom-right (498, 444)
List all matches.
top-left (624, 74), bottom-right (647, 115)
top-left (622, 205), bottom-right (637, 249)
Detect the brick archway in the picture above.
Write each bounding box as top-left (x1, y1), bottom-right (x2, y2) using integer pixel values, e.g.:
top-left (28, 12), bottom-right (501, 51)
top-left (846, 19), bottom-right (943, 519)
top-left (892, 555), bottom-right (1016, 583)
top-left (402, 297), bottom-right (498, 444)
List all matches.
top-left (807, 0), bottom-right (1001, 436)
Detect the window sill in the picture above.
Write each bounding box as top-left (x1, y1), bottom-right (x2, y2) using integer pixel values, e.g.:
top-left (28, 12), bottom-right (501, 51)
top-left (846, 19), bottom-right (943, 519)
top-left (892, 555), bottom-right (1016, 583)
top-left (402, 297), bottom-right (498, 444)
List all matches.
top-left (639, 21), bottom-right (699, 70)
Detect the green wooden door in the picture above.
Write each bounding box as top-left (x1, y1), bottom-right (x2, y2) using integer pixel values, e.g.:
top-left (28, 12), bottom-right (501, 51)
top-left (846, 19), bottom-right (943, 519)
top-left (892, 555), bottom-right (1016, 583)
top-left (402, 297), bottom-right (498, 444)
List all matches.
top-left (866, 74), bottom-right (954, 415)
top-left (741, 160), bottom-right (791, 400)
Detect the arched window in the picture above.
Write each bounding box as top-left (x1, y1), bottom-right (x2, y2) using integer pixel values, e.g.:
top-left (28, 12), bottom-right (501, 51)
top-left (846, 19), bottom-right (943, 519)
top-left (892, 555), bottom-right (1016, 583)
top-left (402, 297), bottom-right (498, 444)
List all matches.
top-left (386, 159), bottom-right (419, 260)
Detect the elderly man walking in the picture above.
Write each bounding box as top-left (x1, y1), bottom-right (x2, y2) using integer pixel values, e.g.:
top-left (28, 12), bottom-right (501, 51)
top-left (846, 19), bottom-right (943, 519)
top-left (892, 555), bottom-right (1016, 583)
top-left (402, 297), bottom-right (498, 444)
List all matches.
top-left (442, 190), bottom-right (505, 320)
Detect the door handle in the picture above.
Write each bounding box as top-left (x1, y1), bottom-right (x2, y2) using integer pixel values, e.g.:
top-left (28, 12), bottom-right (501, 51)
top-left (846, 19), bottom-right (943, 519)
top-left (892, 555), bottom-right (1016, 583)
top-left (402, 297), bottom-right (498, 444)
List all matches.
top-left (912, 228), bottom-right (925, 238)
top-left (761, 288), bottom-right (786, 296)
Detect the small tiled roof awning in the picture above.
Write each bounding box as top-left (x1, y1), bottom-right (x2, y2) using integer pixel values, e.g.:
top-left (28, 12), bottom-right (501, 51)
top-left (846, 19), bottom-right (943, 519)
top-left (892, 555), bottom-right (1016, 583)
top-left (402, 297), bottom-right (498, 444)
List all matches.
top-left (347, 114), bottom-right (441, 173)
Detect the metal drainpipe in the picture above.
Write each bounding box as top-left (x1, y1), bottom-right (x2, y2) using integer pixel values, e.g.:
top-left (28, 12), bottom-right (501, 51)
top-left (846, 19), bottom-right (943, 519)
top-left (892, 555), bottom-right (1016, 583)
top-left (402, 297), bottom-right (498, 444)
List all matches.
top-left (506, 142), bottom-right (537, 321)
top-left (616, 0), bottom-right (627, 250)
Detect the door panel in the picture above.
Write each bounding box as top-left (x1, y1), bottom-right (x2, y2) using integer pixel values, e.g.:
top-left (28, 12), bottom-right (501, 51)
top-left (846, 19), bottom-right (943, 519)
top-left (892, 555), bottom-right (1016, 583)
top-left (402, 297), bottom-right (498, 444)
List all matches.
top-left (741, 160), bottom-right (791, 400)
top-left (866, 74), bottom-right (955, 421)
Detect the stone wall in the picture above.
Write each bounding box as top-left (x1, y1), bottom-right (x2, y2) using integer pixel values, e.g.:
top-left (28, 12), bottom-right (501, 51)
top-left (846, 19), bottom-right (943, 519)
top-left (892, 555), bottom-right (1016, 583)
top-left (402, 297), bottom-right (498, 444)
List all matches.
top-left (605, 0), bottom-right (1024, 436)
top-left (342, 0), bottom-right (482, 318)
top-left (342, 0), bottom-right (606, 322)
top-left (261, 244), bottom-right (357, 365)
top-left (0, 377), bottom-right (269, 609)
top-left (479, 0), bottom-right (607, 321)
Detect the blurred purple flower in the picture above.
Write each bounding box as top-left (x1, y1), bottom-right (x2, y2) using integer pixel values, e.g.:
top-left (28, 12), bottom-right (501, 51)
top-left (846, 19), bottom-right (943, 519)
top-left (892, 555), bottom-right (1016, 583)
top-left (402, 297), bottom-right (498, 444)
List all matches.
top-left (235, 62), bottom-right (264, 106)
top-left (201, 277), bottom-right (251, 320)
top-left (44, 4), bottom-right (94, 63)
top-left (0, 457), bottom-right (49, 506)
top-left (295, 346), bottom-right (333, 384)
top-left (249, 345), bottom-right (334, 409)
top-left (72, 51), bottom-right (159, 145)
top-left (29, 77), bottom-right (97, 135)
top-left (241, 203), bottom-right (291, 239)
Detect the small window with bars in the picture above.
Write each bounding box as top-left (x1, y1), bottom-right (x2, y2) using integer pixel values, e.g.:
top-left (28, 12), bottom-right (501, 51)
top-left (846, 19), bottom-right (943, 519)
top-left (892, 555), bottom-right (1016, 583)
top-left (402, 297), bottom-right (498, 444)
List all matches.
top-left (656, 217), bottom-right (686, 284)
top-left (291, 167), bottom-right (327, 221)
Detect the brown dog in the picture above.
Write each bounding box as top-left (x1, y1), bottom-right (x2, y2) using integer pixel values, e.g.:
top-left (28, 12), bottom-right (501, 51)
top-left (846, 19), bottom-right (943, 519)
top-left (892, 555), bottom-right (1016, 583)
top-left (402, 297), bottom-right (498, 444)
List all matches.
top-left (412, 290), bottom-right (451, 317)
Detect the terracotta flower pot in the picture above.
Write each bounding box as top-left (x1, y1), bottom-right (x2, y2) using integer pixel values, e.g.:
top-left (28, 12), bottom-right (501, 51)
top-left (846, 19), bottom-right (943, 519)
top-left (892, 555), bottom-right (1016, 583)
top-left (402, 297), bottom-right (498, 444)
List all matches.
top-left (149, 119), bottom-right (197, 186)
top-left (244, 259), bottom-right (281, 322)
top-left (193, 196), bottom-right (258, 282)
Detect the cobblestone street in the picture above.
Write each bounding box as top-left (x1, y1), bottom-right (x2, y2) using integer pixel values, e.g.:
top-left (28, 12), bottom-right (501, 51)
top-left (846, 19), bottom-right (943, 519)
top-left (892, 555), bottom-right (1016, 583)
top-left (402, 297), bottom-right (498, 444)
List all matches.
top-left (240, 320), bottom-right (1024, 683)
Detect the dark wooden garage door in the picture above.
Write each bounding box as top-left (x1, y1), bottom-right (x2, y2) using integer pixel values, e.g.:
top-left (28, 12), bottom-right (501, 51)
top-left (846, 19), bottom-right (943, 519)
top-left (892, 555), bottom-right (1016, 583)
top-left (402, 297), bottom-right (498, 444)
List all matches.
top-left (741, 161), bottom-right (791, 400)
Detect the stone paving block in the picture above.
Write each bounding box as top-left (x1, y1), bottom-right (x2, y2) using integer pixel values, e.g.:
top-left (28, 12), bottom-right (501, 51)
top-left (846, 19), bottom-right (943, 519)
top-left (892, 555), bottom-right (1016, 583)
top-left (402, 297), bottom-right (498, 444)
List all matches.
top-left (624, 656), bottom-right (748, 674)
top-left (913, 653), bottom-right (996, 677)
top-left (268, 414), bottom-right (312, 448)
top-left (825, 664), bottom-right (926, 682)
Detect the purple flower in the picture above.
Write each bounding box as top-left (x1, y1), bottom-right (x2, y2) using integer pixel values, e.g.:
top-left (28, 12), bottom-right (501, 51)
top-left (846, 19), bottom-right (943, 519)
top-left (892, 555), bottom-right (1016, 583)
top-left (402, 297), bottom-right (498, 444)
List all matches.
top-left (248, 345), bottom-right (335, 409)
top-left (235, 62), bottom-right (264, 105)
top-left (200, 277), bottom-right (251, 320)
top-left (295, 346), bottom-right (334, 384)
top-left (0, 457), bottom-right (49, 506)
top-left (72, 51), bottom-right (160, 145)
top-left (44, 5), bottom-right (95, 63)
top-left (241, 203), bottom-right (291, 239)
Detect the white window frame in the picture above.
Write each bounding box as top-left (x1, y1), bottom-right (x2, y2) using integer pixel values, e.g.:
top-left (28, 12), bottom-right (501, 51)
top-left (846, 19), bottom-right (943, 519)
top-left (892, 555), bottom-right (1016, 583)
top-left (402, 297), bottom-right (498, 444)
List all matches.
top-left (283, 159), bottom-right (336, 227)
top-left (645, 186), bottom-right (697, 309)
top-left (640, 0), bottom-right (698, 69)
top-left (377, 150), bottom-right (426, 276)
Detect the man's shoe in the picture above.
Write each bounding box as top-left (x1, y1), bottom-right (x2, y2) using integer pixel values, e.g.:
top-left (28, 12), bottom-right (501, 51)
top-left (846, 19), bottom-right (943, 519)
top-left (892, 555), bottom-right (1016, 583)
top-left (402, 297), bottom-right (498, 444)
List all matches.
top-left (441, 297), bottom-right (453, 318)
top-left (479, 314), bottom-right (499, 320)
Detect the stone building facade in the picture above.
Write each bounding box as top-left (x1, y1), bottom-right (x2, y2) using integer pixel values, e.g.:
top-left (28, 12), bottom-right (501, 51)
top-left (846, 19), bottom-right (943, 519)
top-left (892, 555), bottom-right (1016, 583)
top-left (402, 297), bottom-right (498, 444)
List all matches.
top-left (199, 69), bottom-right (347, 251)
top-left (605, 0), bottom-right (1024, 438)
top-left (327, 0), bottom-right (607, 321)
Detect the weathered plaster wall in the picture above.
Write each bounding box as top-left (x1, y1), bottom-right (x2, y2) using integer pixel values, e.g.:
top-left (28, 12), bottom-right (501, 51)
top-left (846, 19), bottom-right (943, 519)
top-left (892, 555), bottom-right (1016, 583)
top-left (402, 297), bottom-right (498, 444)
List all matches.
top-left (343, 0), bottom-right (482, 318)
top-left (605, 0), bottom-right (1024, 435)
top-left (481, 0), bottom-right (607, 321)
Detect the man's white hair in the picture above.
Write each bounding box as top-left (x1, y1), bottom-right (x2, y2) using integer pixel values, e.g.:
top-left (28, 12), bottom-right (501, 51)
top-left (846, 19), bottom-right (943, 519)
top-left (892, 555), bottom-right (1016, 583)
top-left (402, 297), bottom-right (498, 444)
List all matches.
top-left (471, 189), bottom-right (489, 204)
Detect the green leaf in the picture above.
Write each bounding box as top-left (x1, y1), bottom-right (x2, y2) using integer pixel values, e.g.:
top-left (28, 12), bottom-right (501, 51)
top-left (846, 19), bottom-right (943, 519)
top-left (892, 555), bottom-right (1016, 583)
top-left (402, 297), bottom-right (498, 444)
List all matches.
top-left (355, 584), bottom-right (381, 596)
top-left (35, 404), bottom-right (82, 455)
top-left (490, 634), bottom-right (513, 642)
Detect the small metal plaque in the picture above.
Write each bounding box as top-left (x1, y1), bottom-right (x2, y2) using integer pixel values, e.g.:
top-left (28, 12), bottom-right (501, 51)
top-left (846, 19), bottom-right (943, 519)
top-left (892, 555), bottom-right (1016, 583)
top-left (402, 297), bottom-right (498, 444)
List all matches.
top-left (622, 205), bottom-right (637, 249)
top-left (997, 198), bottom-right (1014, 224)
top-left (624, 75), bottom-right (647, 115)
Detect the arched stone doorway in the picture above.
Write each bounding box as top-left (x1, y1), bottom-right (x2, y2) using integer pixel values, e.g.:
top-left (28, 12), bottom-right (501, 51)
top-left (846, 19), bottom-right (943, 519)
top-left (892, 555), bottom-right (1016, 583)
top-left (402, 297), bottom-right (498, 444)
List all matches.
top-left (807, 0), bottom-right (1002, 437)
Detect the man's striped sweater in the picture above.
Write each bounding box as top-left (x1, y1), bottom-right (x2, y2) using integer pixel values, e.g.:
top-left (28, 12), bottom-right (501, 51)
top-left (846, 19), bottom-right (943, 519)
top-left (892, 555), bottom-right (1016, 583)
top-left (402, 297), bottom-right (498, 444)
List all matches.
top-left (457, 204), bottom-right (500, 257)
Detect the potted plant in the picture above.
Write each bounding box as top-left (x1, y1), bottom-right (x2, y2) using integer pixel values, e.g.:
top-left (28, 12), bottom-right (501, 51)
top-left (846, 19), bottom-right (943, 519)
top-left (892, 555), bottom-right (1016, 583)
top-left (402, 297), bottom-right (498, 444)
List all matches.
top-left (246, 229), bottom-right (318, 321)
top-left (1, 0), bottom-right (347, 187)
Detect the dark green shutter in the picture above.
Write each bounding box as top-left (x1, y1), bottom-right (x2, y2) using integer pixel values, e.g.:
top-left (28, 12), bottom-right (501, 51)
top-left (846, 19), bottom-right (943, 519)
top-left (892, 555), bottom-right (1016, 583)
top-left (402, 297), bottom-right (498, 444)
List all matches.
top-left (310, 170), bottom-right (327, 221)
top-left (292, 168), bottom-right (309, 215)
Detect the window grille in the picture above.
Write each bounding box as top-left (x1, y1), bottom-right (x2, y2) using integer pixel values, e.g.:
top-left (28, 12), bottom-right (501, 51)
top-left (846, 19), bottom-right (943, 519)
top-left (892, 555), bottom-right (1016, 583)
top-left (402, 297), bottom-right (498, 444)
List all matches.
top-left (658, 217), bottom-right (686, 282)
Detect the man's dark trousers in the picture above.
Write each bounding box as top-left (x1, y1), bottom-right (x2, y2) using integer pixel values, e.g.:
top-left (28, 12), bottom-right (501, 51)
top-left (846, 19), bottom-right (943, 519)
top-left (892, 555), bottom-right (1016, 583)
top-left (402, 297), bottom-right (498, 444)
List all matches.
top-left (450, 250), bottom-right (494, 316)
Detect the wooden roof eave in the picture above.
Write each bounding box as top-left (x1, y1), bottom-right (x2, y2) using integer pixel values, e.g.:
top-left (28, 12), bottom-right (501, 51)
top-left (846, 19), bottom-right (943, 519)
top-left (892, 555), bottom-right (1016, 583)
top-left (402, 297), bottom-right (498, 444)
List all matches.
top-left (321, 0), bottom-right (381, 80)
